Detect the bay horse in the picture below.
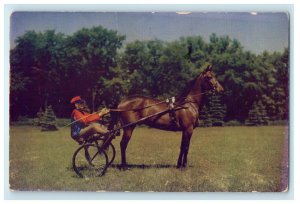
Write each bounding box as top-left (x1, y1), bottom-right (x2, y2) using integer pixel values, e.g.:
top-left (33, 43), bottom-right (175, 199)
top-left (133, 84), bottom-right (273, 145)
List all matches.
top-left (114, 65), bottom-right (224, 169)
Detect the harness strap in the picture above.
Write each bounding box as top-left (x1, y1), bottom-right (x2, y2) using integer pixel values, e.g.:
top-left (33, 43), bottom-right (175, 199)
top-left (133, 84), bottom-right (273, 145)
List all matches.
top-left (109, 90), bottom-right (213, 113)
top-left (109, 100), bottom-right (166, 112)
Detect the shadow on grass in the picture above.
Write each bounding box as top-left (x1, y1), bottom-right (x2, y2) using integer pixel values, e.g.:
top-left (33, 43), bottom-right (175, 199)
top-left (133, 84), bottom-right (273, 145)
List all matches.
top-left (66, 163), bottom-right (193, 178)
top-left (110, 163), bottom-right (179, 169)
top-left (67, 163), bottom-right (194, 171)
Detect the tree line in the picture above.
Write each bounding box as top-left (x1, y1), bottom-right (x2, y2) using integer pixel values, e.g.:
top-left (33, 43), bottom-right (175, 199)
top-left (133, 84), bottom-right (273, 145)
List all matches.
top-left (10, 26), bottom-right (289, 124)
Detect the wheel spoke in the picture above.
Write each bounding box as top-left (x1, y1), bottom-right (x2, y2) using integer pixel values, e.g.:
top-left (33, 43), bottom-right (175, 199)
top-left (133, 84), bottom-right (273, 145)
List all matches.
top-left (97, 139), bottom-right (116, 166)
top-left (73, 144), bottom-right (108, 178)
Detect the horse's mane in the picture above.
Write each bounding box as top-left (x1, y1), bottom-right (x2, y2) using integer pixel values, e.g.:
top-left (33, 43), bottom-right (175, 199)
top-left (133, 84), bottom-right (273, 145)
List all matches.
top-left (176, 76), bottom-right (199, 101)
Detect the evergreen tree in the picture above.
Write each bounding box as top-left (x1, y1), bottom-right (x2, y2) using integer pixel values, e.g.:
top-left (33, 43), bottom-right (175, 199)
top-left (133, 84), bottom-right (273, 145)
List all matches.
top-left (246, 101), bottom-right (269, 126)
top-left (246, 103), bottom-right (259, 126)
top-left (40, 105), bottom-right (58, 131)
top-left (209, 94), bottom-right (226, 126)
top-left (258, 101), bottom-right (270, 125)
top-left (199, 105), bottom-right (212, 127)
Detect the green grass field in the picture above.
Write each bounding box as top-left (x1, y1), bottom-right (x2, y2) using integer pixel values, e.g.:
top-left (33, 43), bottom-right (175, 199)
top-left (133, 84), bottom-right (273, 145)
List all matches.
top-left (9, 125), bottom-right (288, 192)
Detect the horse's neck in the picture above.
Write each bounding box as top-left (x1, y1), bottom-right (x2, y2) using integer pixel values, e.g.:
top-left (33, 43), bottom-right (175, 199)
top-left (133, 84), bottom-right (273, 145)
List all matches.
top-left (186, 76), bottom-right (205, 107)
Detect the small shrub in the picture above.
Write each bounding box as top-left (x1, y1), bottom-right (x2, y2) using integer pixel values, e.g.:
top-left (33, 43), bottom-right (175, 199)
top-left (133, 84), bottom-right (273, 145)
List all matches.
top-left (40, 105), bottom-right (58, 131)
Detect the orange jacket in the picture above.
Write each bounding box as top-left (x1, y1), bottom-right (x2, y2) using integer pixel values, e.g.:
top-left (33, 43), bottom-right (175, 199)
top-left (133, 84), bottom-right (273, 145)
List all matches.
top-left (71, 109), bottom-right (101, 125)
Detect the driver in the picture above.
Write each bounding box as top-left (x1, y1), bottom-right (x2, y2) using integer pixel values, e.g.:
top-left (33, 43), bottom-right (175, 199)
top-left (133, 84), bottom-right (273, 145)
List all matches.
top-left (70, 96), bottom-right (110, 144)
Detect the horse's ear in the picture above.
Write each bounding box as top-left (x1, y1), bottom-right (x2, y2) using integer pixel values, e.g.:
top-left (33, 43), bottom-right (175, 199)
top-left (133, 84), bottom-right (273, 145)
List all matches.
top-left (204, 64), bottom-right (212, 72)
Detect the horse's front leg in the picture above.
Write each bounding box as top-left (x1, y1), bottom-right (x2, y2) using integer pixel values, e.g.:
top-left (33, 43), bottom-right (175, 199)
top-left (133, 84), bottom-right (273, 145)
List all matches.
top-left (177, 138), bottom-right (185, 168)
top-left (177, 126), bottom-right (193, 168)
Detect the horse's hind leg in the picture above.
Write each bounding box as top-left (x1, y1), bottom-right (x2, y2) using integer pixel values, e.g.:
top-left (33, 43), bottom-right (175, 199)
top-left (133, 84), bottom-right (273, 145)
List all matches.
top-left (120, 126), bottom-right (135, 170)
top-left (177, 126), bottom-right (193, 168)
top-left (108, 111), bottom-right (120, 136)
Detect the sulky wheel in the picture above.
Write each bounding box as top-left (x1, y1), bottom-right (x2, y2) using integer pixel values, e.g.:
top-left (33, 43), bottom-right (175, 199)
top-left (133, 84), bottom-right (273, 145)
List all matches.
top-left (72, 143), bottom-right (109, 178)
top-left (95, 139), bottom-right (116, 166)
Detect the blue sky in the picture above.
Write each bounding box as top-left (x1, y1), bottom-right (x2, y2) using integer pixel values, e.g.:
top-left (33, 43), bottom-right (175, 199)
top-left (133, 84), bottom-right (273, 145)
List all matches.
top-left (10, 12), bottom-right (289, 53)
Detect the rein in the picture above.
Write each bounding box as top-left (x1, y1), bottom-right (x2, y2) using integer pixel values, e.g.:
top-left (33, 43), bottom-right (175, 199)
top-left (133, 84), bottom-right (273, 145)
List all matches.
top-left (61, 110), bottom-right (102, 128)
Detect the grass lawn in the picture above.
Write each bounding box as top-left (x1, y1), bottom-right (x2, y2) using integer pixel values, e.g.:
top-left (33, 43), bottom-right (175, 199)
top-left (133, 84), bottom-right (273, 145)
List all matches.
top-left (9, 125), bottom-right (288, 192)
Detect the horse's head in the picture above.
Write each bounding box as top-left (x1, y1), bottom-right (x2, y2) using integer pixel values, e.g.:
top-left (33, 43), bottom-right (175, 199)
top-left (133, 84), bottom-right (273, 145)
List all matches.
top-left (201, 65), bottom-right (224, 93)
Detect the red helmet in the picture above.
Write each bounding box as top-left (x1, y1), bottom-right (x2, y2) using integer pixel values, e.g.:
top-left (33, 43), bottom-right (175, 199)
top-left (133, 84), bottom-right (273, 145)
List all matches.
top-left (70, 96), bottom-right (82, 104)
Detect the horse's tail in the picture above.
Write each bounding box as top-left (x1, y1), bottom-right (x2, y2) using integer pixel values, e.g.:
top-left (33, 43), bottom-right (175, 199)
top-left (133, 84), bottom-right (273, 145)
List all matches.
top-left (108, 109), bottom-right (121, 136)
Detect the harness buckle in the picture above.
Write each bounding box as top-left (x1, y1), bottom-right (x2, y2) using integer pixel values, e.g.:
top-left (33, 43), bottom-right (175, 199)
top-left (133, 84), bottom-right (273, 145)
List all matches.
top-left (166, 97), bottom-right (178, 130)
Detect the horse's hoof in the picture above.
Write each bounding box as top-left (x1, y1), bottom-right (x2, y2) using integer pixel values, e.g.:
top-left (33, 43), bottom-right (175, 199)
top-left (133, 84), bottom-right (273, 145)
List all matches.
top-left (119, 165), bottom-right (130, 171)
